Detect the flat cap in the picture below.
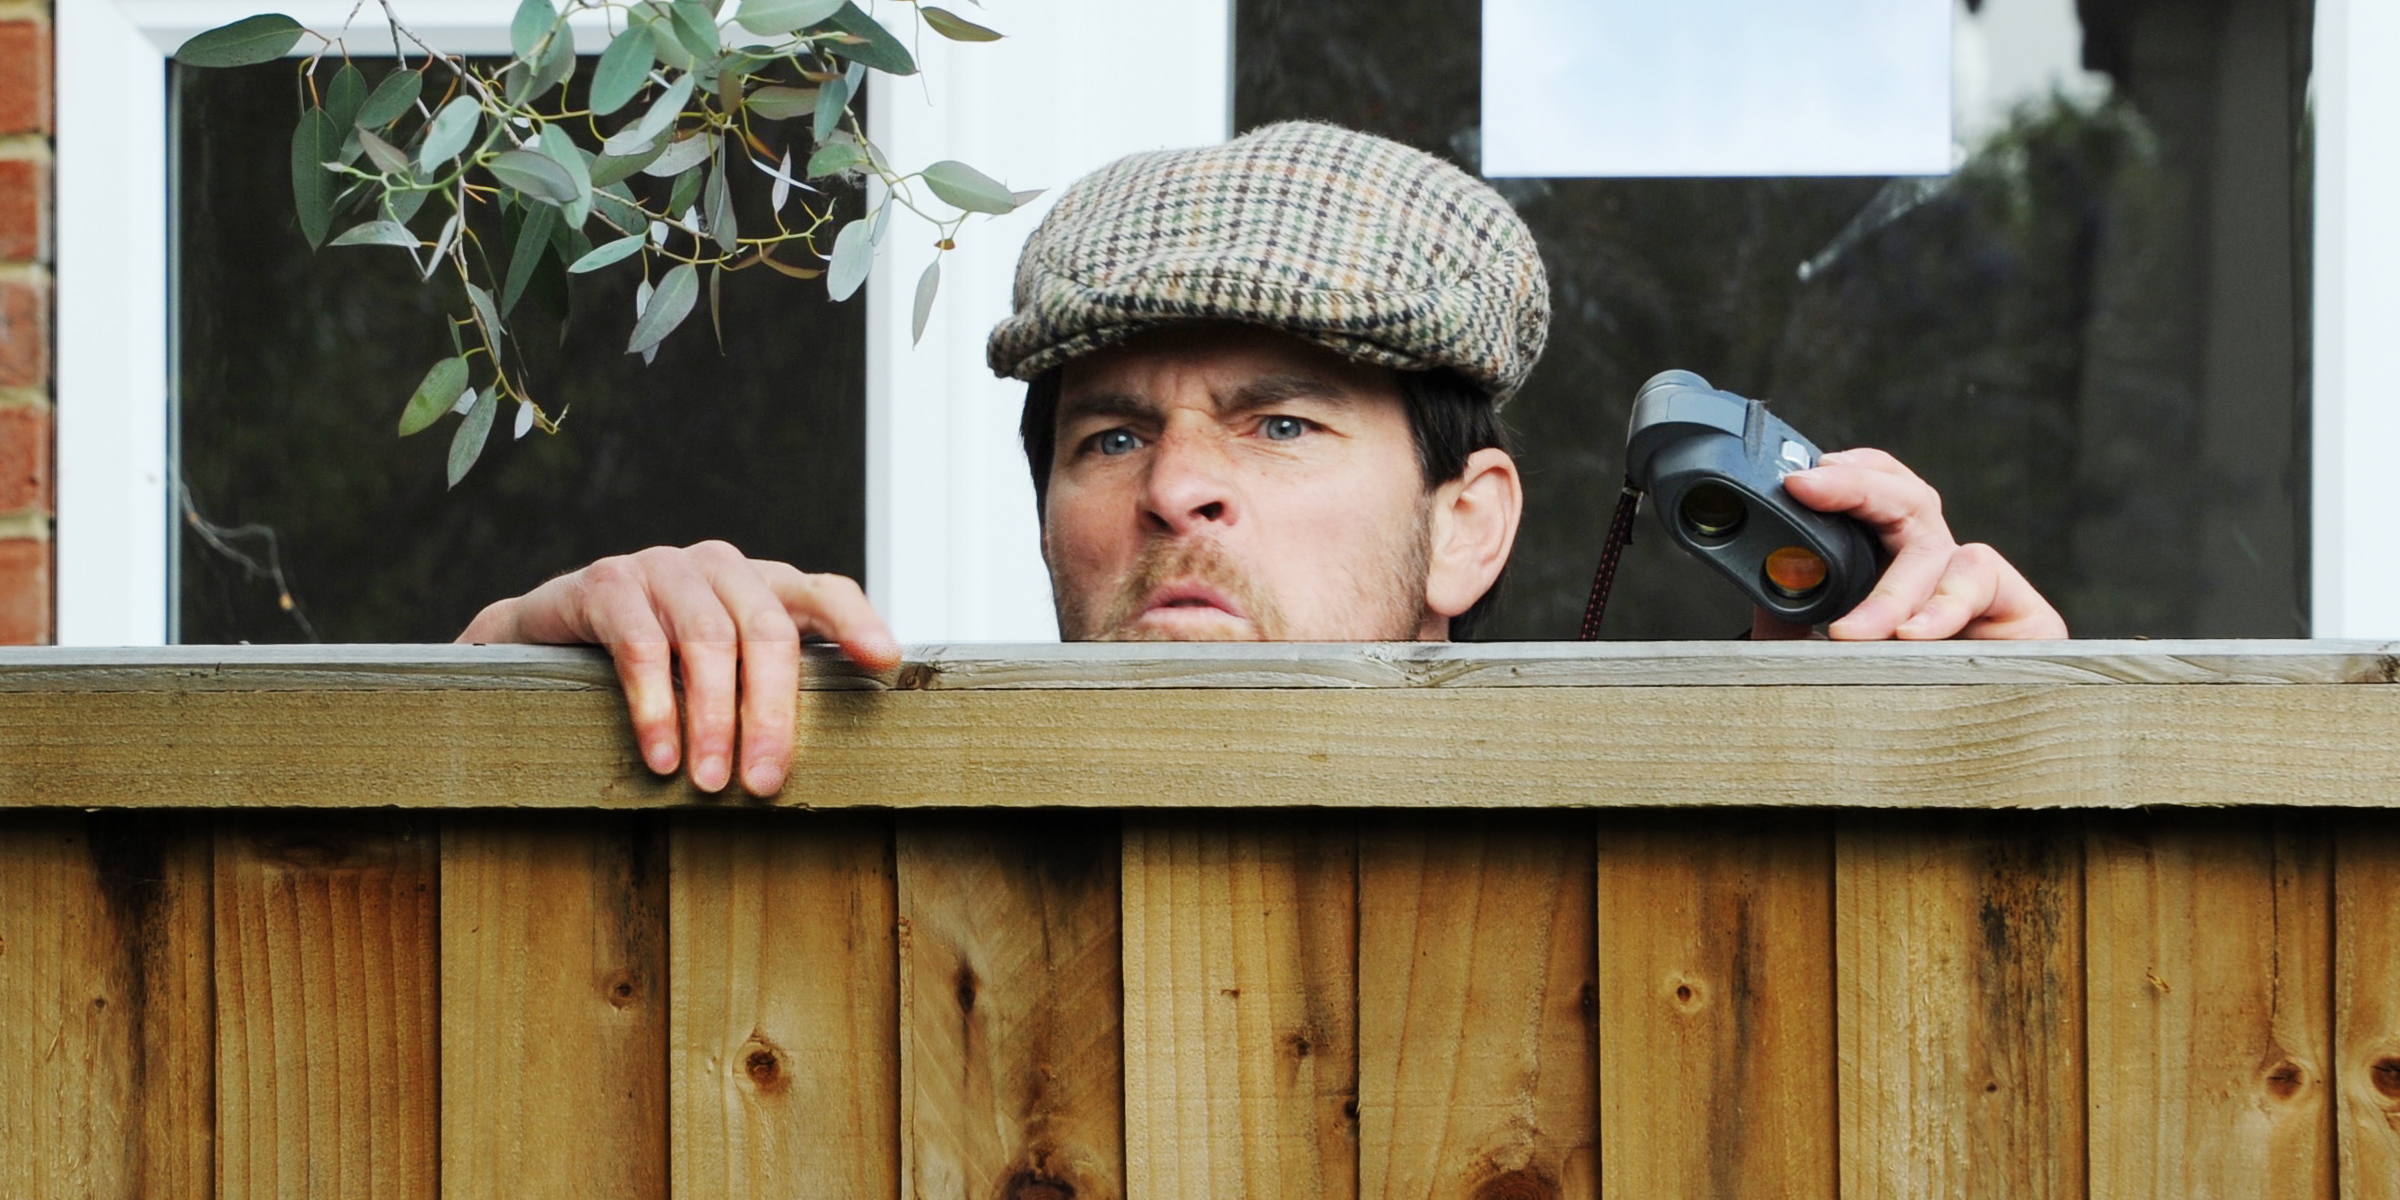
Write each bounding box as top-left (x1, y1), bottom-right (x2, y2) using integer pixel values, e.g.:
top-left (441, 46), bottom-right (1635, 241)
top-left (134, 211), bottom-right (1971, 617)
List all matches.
top-left (986, 121), bottom-right (1550, 404)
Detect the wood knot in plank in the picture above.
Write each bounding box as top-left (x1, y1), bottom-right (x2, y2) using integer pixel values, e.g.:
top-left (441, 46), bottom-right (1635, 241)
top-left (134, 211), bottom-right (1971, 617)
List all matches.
top-left (2263, 1059), bottom-right (2307, 1101)
top-left (955, 964), bottom-right (979, 1014)
top-left (605, 973), bottom-right (639, 1009)
top-left (1284, 1029), bottom-right (1312, 1058)
top-left (1470, 1168), bottom-right (1557, 1200)
top-left (1001, 1171), bottom-right (1073, 1200)
top-left (1670, 978), bottom-right (1704, 1012)
top-left (736, 1034), bottom-right (788, 1096)
top-left (2373, 1057), bottom-right (2400, 1101)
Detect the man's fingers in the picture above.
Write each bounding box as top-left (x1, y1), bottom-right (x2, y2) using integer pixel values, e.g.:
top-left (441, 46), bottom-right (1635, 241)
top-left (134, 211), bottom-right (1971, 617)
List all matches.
top-left (1782, 458), bottom-right (1945, 542)
top-left (570, 558), bottom-right (683, 775)
top-left (690, 545), bottom-right (803, 797)
top-left (1892, 544), bottom-right (2003, 641)
top-left (1827, 537), bottom-right (1954, 640)
top-left (1960, 549), bottom-right (2071, 639)
top-left (637, 550), bottom-right (744, 793)
top-left (756, 562), bottom-right (903, 671)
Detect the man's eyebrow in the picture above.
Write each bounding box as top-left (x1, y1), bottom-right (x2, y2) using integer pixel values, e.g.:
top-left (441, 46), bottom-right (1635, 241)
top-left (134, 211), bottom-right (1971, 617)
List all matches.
top-left (1056, 391), bottom-right (1159, 425)
top-left (1222, 374), bottom-right (1357, 413)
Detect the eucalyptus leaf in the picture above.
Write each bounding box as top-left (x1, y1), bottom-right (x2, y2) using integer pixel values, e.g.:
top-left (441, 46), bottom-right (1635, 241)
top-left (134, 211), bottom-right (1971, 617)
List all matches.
top-left (640, 133), bottom-right (715, 179)
top-left (511, 0), bottom-right (556, 59)
top-left (465, 280), bottom-right (503, 350)
top-left (328, 219), bottom-right (420, 248)
top-left (528, 18), bottom-right (577, 99)
top-left (704, 146), bottom-right (737, 253)
top-left (384, 182), bottom-right (430, 225)
top-left (290, 107), bottom-right (340, 248)
top-left (324, 64), bottom-right (368, 131)
top-left (816, 3), bottom-right (914, 75)
top-left (709, 263), bottom-right (724, 349)
top-left (418, 97), bottom-right (481, 173)
top-left (627, 262), bottom-right (699, 354)
top-left (666, 167), bottom-right (703, 223)
top-left (921, 159), bottom-right (1015, 214)
top-left (770, 149), bottom-right (793, 211)
top-left (592, 185), bottom-right (647, 235)
top-left (357, 127), bottom-right (411, 176)
top-left (569, 233), bottom-right (646, 273)
top-left (639, 3), bottom-right (694, 70)
top-left (590, 137), bottom-right (668, 186)
top-left (589, 25), bottom-right (655, 115)
top-left (910, 257), bottom-right (939, 344)
top-left (534, 133), bottom-right (594, 228)
top-left (1009, 187), bottom-right (1045, 208)
top-left (826, 216), bottom-right (870, 301)
top-left (733, 0), bottom-right (842, 36)
top-left (870, 193), bottom-right (892, 245)
top-left (355, 69), bottom-right (421, 129)
top-left (447, 387), bottom-right (498, 487)
top-left (622, 72), bottom-right (696, 151)
top-left (174, 14), bottom-right (304, 67)
top-left (804, 141), bottom-right (863, 178)
top-left (489, 149), bottom-right (580, 206)
top-left (399, 356), bottom-right (469, 436)
top-left (502, 205), bottom-right (559, 316)
top-left (668, 0), bottom-right (720, 62)
top-left (812, 74), bottom-right (849, 142)
top-left (514, 398), bottom-right (537, 439)
top-left (921, 7), bottom-right (1001, 41)
top-left (744, 85), bottom-right (816, 121)
top-left (425, 207), bottom-right (462, 278)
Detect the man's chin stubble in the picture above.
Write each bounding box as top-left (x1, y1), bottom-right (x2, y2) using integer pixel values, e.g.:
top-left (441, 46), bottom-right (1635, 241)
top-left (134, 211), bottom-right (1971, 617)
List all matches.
top-left (1053, 524), bottom-right (1431, 642)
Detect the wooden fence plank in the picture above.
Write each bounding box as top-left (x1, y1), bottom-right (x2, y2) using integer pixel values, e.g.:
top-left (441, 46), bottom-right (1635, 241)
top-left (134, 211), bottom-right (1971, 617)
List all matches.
top-left (2336, 818), bottom-right (2400, 1200)
top-left (216, 815), bottom-right (439, 1200)
top-left (670, 813), bottom-right (899, 1200)
top-left (1597, 814), bottom-right (1836, 1199)
top-left (898, 814), bottom-right (1124, 1200)
top-left (440, 814), bottom-right (667, 1200)
top-left (1357, 813), bottom-right (1597, 1200)
top-left (2085, 814), bottom-right (2333, 1199)
top-left (1121, 815), bottom-right (1357, 1200)
top-left (1836, 813), bottom-right (2084, 1200)
top-left (0, 813), bottom-right (213, 1200)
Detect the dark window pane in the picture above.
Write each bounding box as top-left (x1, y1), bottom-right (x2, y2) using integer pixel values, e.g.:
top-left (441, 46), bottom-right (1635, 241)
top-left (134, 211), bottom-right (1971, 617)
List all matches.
top-left (173, 60), bottom-right (863, 644)
top-left (1239, 0), bottom-right (2311, 639)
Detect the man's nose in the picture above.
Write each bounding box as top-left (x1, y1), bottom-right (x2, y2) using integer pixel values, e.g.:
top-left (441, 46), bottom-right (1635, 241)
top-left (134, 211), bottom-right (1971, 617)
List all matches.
top-left (1141, 427), bottom-right (1237, 534)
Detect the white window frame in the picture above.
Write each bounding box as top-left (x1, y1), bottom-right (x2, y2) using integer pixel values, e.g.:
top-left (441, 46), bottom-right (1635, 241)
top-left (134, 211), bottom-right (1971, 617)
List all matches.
top-left (53, 0), bottom-right (2398, 643)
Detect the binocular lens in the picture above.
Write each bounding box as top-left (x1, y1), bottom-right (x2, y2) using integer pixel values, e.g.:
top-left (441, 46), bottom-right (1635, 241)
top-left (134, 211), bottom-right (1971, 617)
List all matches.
top-left (1764, 545), bottom-right (1829, 599)
top-left (1679, 484), bottom-right (1747, 539)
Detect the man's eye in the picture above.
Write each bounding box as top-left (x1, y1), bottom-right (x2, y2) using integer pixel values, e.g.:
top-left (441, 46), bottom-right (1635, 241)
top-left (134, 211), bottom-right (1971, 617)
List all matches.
top-left (1261, 416), bottom-right (1307, 441)
top-left (1095, 429), bottom-right (1142, 456)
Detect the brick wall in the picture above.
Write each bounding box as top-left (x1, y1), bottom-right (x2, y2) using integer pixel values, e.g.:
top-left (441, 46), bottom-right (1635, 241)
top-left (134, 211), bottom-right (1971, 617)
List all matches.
top-left (0, 1), bottom-right (46, 644)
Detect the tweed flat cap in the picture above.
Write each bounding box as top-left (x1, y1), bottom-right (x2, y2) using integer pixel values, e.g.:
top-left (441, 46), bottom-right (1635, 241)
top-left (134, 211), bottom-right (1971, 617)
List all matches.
top-left (987, 121), bottom-right (1550, 404)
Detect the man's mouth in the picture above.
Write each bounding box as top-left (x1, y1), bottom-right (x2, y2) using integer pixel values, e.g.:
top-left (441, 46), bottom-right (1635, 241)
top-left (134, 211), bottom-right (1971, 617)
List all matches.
top-left (1137, 582), bottom-right (1246, 621)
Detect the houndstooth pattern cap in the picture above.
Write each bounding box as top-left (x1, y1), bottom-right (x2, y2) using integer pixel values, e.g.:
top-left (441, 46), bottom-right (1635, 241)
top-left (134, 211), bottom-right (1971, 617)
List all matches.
top-left (986, 121), bottom-right (1550, 405)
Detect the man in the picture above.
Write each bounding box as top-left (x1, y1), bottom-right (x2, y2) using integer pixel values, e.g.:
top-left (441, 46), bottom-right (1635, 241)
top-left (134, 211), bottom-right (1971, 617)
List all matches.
top-left (460, 122), bottom-right (2067, 797)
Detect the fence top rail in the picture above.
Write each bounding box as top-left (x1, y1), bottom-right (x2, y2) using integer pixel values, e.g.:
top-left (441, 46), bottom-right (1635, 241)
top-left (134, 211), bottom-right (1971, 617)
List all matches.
top-left (0, 638), bottom-right (2395, 692)
top-left (6, 641), bottom-right (2397, 810)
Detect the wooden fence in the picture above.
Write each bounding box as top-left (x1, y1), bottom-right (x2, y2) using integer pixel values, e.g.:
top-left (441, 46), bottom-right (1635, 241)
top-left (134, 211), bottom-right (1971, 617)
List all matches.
top-left (4, 641), bottom-right (2400, 1199)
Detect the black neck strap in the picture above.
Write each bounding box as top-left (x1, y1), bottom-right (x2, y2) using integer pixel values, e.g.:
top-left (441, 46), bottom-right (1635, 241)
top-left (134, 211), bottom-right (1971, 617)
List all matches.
top-left (1578, 479), bottom-right (1645, 640)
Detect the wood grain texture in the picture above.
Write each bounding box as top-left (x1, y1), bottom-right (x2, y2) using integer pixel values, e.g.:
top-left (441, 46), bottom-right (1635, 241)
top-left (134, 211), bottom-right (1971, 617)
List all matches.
top-left (670, 813), bottom-right (899, 1200)
top-left (899, 814), bottom-right (1125, 1200)
top-left (216, 815), bottom-right (440, 1200)
top-left (1358, 813), bottom-right (1597, 1200)
top-left (441, 814), bottom-right (668, 1200)
top-left (0, 813), bottom-right (214, 1200)
top-left (2085, 814), bottom-right (2334, 1199)
top-left (2335, 817), bottom-right (2400, 1200)
top-left (1836, 813), bottom-right (2084, 1200)
top-left (1121, 815), bottom-right (1357, 1200)
top-left (1597, 815), bottom-right (1836, 1199)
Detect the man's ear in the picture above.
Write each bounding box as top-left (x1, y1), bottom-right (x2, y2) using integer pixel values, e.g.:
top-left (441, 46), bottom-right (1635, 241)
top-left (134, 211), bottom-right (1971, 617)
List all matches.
top-left (1424, 447), bottom-right (1523, 620)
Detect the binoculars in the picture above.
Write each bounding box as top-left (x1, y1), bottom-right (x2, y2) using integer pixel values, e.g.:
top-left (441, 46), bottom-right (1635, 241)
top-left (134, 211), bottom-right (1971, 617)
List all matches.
top-left (1625, 371), bottom-right (1882, 626)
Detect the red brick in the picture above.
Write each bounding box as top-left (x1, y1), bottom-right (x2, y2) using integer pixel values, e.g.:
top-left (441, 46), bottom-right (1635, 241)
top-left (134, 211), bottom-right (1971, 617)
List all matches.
top-left (0, 404), bottom-right (45, 515)
top-left (0, 22), bottom-right (52, 137)
top-left (0, 277), bottom-right (47, 389)
top-left (0, 536), bottom-right (48, 644)
top-left (0, 156), bottom-right (47, 262)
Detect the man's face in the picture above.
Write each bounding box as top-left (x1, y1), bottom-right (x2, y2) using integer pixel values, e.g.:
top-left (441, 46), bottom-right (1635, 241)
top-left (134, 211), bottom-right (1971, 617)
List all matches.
top-left (1043, 326), bottom-right (1437, 641)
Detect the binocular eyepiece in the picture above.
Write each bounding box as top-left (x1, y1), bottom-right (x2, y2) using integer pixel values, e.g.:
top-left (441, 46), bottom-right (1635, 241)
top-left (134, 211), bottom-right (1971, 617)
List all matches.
top-left (1625, 371), bottom-right (1881, 626)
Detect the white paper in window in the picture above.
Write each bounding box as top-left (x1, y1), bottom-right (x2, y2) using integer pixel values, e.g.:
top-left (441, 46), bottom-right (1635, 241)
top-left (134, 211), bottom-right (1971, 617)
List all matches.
top-left (1481, 0), bottom-right (1954, 177)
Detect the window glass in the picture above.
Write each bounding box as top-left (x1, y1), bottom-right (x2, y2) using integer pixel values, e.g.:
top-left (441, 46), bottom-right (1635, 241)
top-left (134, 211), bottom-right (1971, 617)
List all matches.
top-left (173, 61), bottom-right (864, 643)
top-left (1240, 0), bottom-right (2312, 639)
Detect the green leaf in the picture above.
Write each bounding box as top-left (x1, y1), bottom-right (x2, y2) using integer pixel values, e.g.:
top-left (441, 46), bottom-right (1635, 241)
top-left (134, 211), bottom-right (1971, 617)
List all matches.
top-left (569, 233), bottom-right (646, 273)
top-left (324, 64), bottom-right (368, 131)
top-left (621, 72), bottom-right (696, 152)
top-left (174, 14), bottom-right (304, 67)
top-left (666, 166), bottom-right (704, 223)
top-left (447, 387), bottom-right (498, 487)
top-left (910, 257), bottom-right (939, 344)
top-left (355, 69), bottom-right (421, 129)
top-left (590, 25), bottom-right (656, 116)
top-left (290, 107), bottom-right (340, 248)
top-left (826, 216), bottom-right (870, 301)
top-left (1010, 187), bottom-right (1045, 208)
top-left (357, 127), bottom-right (411, 176)
top-left (502, 205), bottom-right (558, 316)
top-left (534, 133), bottom-right (594, 228)
top-left (805, 141), bottom-right (863, 178)
top-left (465, 280), bottom-right (503, 350)
top-left (812, 74), bottom-right (848, 142)
top-left (816, 3), bottom-right (915, 75)
top-left (733, 0), bottom-right (842, 36)
top-left (703, 146), bottom-right (737, 253)
top-left (399, 356), bottom-right (469, 436)
top-left (627, 262), bottom-right (699, 354)
top-left (489, 149), bottom-right (579, 206)
top-left (592, 184), bottom-right (647, 235)
top-left (510, 0), bottom-right (556, 59)
top-left (590, 138), bottom-right (667, 187)
top-left (920, 159), bottom-right (1015, 214)
top-left (743, 85), bottom-right (817, 121)
top-left (528, 17), bottom-right (577, 100)
top-left (384, 182), bottom-right (430, 225)
top-left (640, 133), bottom-right (715, 179)
top-left (418, 97), bottom-right (481, 173)
top-left (668, 0), bottom-right (720, 63)
top-left (920, 7), bottom-right (1001, 41)
top-left (328, 219), bottom-right (420, 248)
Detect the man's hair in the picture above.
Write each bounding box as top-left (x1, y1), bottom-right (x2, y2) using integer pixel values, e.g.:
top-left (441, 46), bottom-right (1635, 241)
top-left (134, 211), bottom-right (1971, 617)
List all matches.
top-left (1017, 365), bottom-right (1511, 639)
